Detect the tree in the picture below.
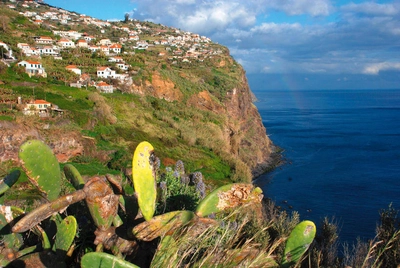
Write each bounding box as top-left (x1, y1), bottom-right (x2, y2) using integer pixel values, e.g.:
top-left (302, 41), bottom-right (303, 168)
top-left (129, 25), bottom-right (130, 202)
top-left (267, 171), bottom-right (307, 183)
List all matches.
top-left (124, 13), bottom-right (129, 23)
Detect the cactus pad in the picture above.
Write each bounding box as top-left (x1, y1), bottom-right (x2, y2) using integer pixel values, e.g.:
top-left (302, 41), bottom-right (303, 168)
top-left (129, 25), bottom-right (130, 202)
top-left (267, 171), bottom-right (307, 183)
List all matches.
top-left (81, 252), bottom-right (139, 268)
top-left (19, 140), bottom-right (61, 201)
top-left (195, 183), bottom-right (263, 217)
top-left (55, 215), bottom-right (77, 252)
top-left (0, 170), bottom-right (20, 195)
top-left (281, 220), bottom-right (316, 267)
top-left (132, 210), bottom-right (195, 241)
top-left (131, 141), bottom-right (157, 221)
top-left (63, 164), bottom-right (85, 190)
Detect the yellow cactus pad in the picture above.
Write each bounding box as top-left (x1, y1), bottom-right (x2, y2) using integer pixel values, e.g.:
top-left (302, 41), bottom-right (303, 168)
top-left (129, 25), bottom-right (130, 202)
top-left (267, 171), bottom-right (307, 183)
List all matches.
top-left (132, 141), bottom-right (157, 221)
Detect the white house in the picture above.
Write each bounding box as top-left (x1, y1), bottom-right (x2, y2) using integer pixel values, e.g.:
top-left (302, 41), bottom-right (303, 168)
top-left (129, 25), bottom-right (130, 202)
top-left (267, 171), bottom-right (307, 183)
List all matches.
top-left (57, 38), bottom-right (75, 48)
top-left (108, 56), bottom-right (123, 62)
top-left (18, 60), bottom-right (47, 77)
top-left (23, 99), bottom-right (52, 115)
top-left (100, 45), bottom-right (109, 55)
top-left (116, 62), bottom-right (130, 71)
top-left (83, 35), bottom-right (95, 42)
top-left (88, 45), bottom-right (100, 53)
top-left (97, 66), bottom-right (116, 78)
top-left (35, 36), bottom-right (54, 44)
top-left (65, 65), bottom-right (81, 75)
top-left (38, 46), bottom-right (57, 56)
top-left (95, 81), bottom-right (114, 93)
top-left (76, 39), bottom-right (88, 48)
top-left (109, 44), bottom-right (122, 54)
top-left (98, 38), bottom-right (112, 46)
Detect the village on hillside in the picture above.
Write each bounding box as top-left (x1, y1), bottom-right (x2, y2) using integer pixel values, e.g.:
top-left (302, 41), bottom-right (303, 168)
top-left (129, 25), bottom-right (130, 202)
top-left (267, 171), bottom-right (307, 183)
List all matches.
top-left (0, 0), bottom-right (227, 116)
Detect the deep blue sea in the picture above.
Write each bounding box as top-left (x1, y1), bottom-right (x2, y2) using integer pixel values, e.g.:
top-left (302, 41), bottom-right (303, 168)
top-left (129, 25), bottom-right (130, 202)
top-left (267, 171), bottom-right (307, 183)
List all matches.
top-left (253, 89), bottom-right (400, 245)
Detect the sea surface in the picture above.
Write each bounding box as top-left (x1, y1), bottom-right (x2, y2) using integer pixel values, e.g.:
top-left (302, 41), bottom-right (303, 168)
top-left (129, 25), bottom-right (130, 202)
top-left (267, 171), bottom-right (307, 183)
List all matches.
top-left (253, 89), bottom-right (400, 245)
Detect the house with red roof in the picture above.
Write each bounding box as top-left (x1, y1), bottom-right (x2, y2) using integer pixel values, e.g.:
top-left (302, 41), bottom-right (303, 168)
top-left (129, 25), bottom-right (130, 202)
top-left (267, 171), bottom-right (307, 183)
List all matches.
top-left (18, 60), bottom-right (47, 77)
top-left (95, 81), bottom-right (114, 93)
top-left (109, 44), bottom-right (122, 54)
top-left (57, 38), bottom-right (75, 48)
top-left (65, 65), bottom-right (81, 75)
top-left (35, 36), bottom-right (54, 44)
top-left (23, 99), bottom-right (52, 115)
top-left (76, 39), bottom-right (88, 48)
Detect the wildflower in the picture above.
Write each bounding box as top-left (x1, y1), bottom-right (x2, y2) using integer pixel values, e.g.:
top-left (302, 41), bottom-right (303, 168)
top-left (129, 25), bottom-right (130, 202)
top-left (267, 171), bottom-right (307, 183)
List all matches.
top-left (190, 171), bottom-right (203, 185)
top-left (180, 175), bottom-right (190, 185)
top-left (175, 160), bottom-right (185, 175)
top-left (196, 180), bottom-right (206, 198)
top-left (159, 181), bottom-right (167, 191)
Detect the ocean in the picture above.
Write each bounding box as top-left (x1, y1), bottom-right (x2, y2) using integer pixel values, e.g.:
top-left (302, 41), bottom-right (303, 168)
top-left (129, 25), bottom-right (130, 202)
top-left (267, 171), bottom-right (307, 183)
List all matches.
top-left (253, 89), bottom-right (400, 245)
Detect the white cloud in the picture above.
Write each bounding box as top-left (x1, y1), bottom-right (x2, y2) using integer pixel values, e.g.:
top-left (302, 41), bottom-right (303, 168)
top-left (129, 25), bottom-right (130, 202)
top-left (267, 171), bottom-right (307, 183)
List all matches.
top-left (341, 2), bottom-right (400, 16)
top-left (269, 0), bottom-right (333, 16)
top-left (363, 62), bottom-right (400, 75)
top-left (129, 0), bottom-right (400, 77)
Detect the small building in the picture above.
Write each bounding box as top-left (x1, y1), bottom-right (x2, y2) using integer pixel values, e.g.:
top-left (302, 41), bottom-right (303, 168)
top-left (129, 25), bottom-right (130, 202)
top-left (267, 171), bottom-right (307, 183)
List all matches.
top-left (98, 38), bottom-right (112, 46)
top-left (76, 39), bottom-right (88, 48)
top-left (57, 38), bottom-right (75, 48)
top-left (97, 66), bottom-right (116, 78)
top-left (24, 99), bottom-right (52, 115)
top-left (35, 36), bottom-right (54, 44)
top-left (95, 81), bottom-right (113, 93)
top-left (17, 60), bottom-right (47, 77)
top-left (109, 44), bottom-right (122, 54)
top-left (65, 65), bottom-right (81, 75)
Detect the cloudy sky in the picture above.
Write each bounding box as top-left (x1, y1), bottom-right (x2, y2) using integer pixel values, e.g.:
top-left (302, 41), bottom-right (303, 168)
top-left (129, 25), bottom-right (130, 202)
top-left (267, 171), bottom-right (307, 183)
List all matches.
top-left (46, 0), bottom-right (400, 90)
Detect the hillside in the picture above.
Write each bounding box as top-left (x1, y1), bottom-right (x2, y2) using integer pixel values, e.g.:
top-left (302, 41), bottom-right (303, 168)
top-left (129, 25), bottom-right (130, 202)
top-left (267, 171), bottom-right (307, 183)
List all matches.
top-left (0, 0), bottom-right (277, 185)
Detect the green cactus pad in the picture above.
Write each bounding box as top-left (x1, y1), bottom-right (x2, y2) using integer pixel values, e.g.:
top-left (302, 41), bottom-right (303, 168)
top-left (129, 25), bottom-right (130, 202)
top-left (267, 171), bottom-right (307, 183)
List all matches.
top-left (19, 140), bottom-right (61, 201)
top-left (281, 220), bottom-right (316, 268)
top-left (55, 215), bottom-right (77, 252)
top-left (195, 183), bottom-right (263, 217)
top-left (133, 210), bottom-right (195, 241)
top-left (81, 252), bottom-right (139, 268)
top-left (0, 211), bottom-right (23, 251)
top-left (0, 170), bottom-right (20, 195)
top-left (63, 164), bottom-right (85, 190)
top-left (131, 141), bottom-right (157, 221)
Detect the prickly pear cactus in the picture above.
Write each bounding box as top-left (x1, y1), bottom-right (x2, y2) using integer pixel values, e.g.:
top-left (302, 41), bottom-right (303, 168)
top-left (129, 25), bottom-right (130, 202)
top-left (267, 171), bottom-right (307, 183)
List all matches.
top-left (281, 220), bottom-right (316, 268)
top-left (81, 252), bottom-right (140, 268)
top-left (132, 210), bottom-right (195, 241)
top-left (63, 164), bottom-right (85, 190)
top-left (0, 170), bottom-right (20, 195)
top-left (131, 141), bottom-right (157, 221)
top-left (83, 177), bottom-right (119, 230)
top-left (55, 215), bottom-right (77, 252)
top-left (19, 139), bottom-right (61, 201)
top-left (195, 183), bottom-right (263, 217)
top-left (12, 190), bottom-right (86, 233)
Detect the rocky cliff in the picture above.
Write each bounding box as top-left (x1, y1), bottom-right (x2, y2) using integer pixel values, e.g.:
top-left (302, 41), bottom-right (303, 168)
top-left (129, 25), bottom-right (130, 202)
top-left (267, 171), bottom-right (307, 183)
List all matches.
top-left (127, 67), bottom-right (274, 179)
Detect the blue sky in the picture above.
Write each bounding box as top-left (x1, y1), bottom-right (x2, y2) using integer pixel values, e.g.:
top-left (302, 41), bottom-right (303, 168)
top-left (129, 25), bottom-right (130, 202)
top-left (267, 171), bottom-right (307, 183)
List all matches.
top-left (45, 0), bottom-right (400, 90)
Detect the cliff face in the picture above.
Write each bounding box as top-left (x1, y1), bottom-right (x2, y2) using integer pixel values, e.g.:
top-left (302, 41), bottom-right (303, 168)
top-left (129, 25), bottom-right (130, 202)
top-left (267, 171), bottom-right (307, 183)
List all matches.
top-left (224, 71), bottom-right (273, 177)
top-left (130, 68), bottom-right (274, 179)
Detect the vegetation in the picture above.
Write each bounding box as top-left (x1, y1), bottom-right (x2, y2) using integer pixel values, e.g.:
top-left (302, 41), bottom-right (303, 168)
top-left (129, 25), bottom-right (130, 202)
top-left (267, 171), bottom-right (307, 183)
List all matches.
top-left (0, 2), bottom-right (399, 267)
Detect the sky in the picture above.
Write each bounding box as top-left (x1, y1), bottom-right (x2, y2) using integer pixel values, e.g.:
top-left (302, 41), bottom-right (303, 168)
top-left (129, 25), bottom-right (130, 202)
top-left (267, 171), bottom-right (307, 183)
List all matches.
top-left (45, 0), bottom-right (400, 90)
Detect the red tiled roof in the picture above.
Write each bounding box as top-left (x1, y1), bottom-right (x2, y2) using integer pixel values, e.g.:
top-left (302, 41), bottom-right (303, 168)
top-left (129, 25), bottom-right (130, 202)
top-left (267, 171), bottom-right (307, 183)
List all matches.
top-left (33, 99), bottom-right (51, 105)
